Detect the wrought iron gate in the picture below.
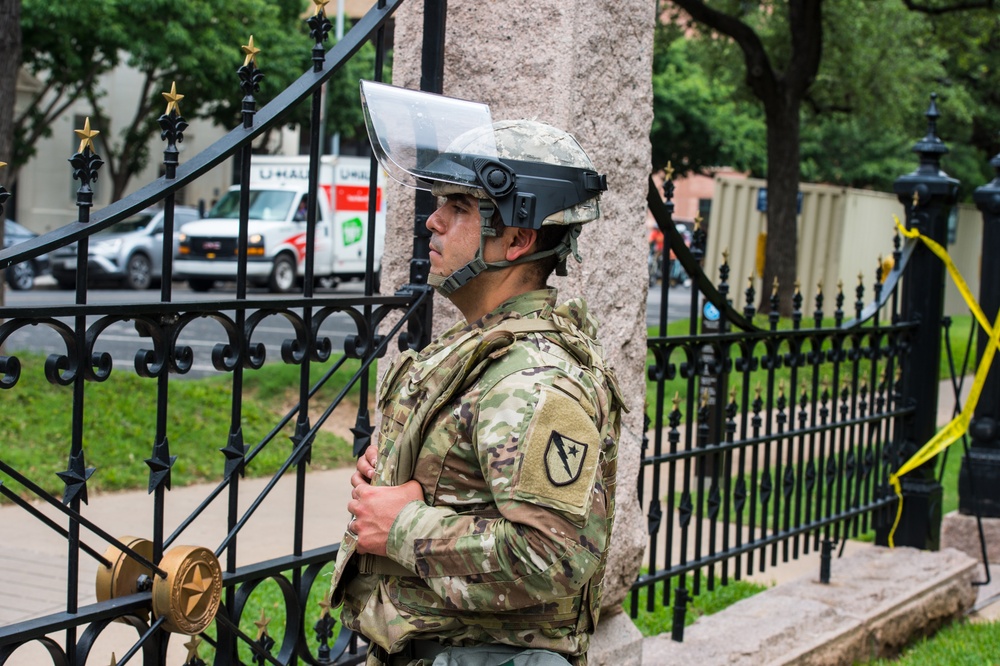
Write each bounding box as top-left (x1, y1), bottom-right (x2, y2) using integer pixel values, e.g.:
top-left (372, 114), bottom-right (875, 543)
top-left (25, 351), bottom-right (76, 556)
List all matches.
top-left (0, 0), bottom-right (443, 663)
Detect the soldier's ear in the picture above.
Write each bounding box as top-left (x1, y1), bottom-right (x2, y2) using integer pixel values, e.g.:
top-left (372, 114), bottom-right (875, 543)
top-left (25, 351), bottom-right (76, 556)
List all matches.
top-left (504, 227), bottom-right (538, 262)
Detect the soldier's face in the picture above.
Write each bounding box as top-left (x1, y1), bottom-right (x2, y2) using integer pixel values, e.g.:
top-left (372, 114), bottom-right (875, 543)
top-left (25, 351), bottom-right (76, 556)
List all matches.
top-left (426, 194), bottom-right (495, 280)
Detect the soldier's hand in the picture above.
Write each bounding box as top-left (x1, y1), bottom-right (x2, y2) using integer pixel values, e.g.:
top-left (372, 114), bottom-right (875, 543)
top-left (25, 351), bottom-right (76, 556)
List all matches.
top-left (354, 444), bottom-right (377, 483)
top-left (348, 479), bottom-right (424, 557)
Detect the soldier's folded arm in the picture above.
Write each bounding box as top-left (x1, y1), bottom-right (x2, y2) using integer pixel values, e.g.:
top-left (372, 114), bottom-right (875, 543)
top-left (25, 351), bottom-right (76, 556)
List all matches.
top-left (383, 371), bottom-right (608, 610)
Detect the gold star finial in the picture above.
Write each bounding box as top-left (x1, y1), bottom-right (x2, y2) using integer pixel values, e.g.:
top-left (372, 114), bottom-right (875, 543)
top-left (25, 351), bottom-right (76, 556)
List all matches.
top-left (663, 161), bottom-right (674, 181)
top-left (794, 279), bottom-right (801, 295)
top-left (184, 636), bottom-right (203, 663)
top-left (313, 0), bottom-right (330, 15)
top-left (722, 248), bottom-right (729, 264)
top-left (318, 599), bottom-right (332, 617)
top-left (694, 215), bottom-right (703, 231)
top-left (162, 81), bottom-right (184, 116)
top-left (74, 117), bottom-right (100, 154)
top-left (242, 35), bottom-right (261, 67)
top-left (254, 608), bottom-right (271, 640)
top-left (771, 276), bottom-right (779, 296)
top-left (671, 391), bottom-right (681, 411)
top-left (912, 190), bottom-right (919, 208)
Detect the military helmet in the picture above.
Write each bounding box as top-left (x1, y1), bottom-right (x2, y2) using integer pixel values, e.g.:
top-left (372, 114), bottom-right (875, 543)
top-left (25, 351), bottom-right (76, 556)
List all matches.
top-left (432, 119), bottom-right (603, 226)
top-left (359, 81), bottom-right (607, 294)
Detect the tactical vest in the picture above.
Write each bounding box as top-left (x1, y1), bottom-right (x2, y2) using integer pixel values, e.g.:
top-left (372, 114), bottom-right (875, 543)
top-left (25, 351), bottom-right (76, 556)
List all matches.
top-left (329, 303), bottom-right (625, 665)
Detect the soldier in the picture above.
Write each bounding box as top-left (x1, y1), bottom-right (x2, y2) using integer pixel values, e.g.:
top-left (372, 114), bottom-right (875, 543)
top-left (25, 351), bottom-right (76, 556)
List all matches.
top-left (329, 81), bottom-right (626, 666)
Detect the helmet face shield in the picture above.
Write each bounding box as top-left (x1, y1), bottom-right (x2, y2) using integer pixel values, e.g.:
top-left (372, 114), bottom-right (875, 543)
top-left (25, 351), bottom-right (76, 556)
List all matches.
top-left (360, 80), bottom-right (497, 190)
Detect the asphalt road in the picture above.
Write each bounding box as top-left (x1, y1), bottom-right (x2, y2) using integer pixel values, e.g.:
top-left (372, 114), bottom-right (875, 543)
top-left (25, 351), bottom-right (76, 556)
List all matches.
top-left (0, 279), bottom-right (371, 379)
top-left (2, 278), bottom-right (692, 378)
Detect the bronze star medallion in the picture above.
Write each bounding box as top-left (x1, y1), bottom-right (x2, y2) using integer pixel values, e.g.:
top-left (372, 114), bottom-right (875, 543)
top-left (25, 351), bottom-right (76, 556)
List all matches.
top-left (153, 545), bottom-right (222, 634)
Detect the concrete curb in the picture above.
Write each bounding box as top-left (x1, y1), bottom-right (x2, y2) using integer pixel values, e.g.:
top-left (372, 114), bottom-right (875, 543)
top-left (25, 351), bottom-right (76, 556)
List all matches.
top-left (640, 546), bottom-right (977, 665)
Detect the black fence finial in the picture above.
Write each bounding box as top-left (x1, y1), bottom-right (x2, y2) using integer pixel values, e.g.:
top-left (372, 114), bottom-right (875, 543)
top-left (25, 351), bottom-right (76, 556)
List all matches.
top-left (159, 81), bottom-right (188, 179)
top-left (69, 117), bottom-right (104, 223)
top-left (239, 35), bottom-right (264, 129)
top-left (911, 93), bottom-right (950, 176)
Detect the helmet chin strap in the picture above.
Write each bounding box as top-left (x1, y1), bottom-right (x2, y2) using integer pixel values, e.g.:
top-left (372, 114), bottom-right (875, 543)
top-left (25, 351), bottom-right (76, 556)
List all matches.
top-left (427, 200), bottom-right (583, 297)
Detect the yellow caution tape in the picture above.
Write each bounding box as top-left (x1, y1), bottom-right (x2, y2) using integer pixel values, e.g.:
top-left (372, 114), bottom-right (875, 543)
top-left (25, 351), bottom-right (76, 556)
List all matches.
top-left (888, 215), bottom-right (1000, 547)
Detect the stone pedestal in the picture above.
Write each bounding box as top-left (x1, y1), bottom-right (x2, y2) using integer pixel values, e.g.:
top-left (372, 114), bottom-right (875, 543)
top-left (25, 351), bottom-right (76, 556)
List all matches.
top-left (941, 509), bottom-right (1000, 563)
top-left (587, 610), bottom-right (644, 666)
top-left (387, 0), bottom-right (655, 620)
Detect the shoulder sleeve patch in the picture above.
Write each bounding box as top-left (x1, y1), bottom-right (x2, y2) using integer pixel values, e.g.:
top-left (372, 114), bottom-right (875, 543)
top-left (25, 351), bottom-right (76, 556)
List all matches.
top-left (513, 385), bottom-right (601, 518)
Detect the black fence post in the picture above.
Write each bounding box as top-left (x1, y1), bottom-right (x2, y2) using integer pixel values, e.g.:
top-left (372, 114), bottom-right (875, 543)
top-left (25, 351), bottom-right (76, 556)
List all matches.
top-left (875, 95), bottom-right (957, 550)
top-left (400, 0), bottom-right (448, 352)
top-left (959, 152), bottom-right (1000, 516)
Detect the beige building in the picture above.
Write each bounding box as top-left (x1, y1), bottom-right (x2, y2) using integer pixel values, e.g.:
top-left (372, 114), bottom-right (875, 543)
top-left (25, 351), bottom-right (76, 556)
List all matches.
top-left (11, 67), bottom-right (239, 233)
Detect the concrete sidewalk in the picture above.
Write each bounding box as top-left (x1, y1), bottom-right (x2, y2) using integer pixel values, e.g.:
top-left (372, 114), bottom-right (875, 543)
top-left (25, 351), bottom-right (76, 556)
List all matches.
top-left (0, 467), bottom-right (356, 626)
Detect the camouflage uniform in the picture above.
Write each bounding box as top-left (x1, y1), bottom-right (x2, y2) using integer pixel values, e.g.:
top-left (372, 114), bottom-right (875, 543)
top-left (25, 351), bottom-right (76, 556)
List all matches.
top-left (330, 288), bottom-right (624, 665)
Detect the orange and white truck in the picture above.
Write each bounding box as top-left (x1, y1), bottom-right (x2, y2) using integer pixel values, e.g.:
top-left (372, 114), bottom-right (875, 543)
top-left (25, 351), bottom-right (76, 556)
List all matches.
top-left (175, 155), bottom-right (386, 292)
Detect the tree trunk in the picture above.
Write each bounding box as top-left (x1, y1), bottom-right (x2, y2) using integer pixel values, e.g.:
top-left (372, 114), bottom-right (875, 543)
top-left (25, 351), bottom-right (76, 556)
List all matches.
top-left (0, 0), bottom-right (23, 310)
top-left (759, 95), bottom-right (800, 317)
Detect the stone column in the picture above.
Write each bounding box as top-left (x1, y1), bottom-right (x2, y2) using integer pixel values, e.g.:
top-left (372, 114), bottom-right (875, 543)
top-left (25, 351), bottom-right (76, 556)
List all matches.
top-left (381, 1), bottom-right (654, 661)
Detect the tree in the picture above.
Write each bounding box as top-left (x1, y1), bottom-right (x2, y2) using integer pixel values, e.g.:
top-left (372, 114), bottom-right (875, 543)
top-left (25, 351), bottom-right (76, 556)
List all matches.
top-left (668, 0), bottom-right (823, 314)
top-left (17, 0), bottom-right (312, 200)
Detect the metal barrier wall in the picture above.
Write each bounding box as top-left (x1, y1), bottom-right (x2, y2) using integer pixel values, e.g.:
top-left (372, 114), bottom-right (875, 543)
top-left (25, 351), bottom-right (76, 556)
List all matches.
top-left (0, 1), bottom-right (442, 663)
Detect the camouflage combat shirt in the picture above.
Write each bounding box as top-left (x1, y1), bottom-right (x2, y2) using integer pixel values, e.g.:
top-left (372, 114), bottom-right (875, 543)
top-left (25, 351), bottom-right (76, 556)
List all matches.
top-left (334, 289), bottom-right (624, 664)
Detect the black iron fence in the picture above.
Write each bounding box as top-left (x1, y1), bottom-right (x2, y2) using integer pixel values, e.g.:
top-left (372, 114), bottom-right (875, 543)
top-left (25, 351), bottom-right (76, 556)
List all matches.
top-left (630, 97), bottom-right (994, 641)
top-left (0, 1), bottom-right (446, 664)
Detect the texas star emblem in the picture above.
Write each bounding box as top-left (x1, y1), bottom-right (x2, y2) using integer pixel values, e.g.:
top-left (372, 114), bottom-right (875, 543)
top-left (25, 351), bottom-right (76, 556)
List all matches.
top-left (544, 431), bottom-right (588, 486)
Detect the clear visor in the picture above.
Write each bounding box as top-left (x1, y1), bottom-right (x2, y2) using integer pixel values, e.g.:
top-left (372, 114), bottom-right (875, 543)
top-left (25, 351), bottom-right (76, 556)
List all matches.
top-left (360, 80), bottom-right (497, 191)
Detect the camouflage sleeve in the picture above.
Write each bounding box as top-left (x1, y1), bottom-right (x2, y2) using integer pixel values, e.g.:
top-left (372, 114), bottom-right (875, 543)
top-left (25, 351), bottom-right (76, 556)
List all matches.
top-left (384, 369), bottom-right (609, 612)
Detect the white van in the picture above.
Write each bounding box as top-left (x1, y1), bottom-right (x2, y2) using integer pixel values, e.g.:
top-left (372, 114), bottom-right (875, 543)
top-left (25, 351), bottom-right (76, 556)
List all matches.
top-left (175, 155), bottom-right (386, 292)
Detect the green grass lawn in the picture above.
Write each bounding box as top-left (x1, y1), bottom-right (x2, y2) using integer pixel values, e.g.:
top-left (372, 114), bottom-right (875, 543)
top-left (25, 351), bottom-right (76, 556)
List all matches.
top-left (0, 353), bottom-right (373, 501)
top-left (624, 572), bottom-right (769, 637)
top-left (865, 619), bottom-right (1000, 665)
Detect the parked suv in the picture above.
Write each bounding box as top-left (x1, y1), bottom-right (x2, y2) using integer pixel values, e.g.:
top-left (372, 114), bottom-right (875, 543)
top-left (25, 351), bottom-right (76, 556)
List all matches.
top-left (51, 206), bottom-right (200, 289)
top-left (4, 219), bottom-right (51, 291)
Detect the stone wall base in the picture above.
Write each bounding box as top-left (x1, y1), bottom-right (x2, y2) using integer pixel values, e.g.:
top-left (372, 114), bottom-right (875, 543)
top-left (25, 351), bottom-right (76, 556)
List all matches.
top-left (941, 509), bottom-right (1000, 564)
top-left (641, 546), bottom-right (977, 665)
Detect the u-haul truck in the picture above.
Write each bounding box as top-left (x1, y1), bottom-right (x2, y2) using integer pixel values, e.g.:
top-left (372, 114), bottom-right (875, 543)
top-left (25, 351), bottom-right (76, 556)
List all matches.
top-left (175, 155), bottom-right (386, 292)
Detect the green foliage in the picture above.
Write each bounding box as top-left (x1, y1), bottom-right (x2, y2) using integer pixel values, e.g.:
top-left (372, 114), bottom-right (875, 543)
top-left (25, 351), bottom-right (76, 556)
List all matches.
top-left (866, 619), bottom-right (1000, 666)
top-left (624, 571), bottom-right (769, 637)
top-left (654, 1), bottom-right (1000, 201)
top-left (0, 353), bottom-right (373, 500)
top-left (650, 25), bottom-right (766, 176)
top-left (17, 0), bottom-right (317, 195)
top-left (324, 22), bottom-right (392, 143)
